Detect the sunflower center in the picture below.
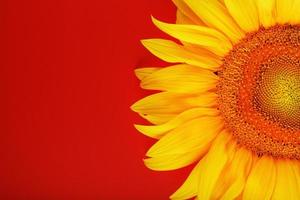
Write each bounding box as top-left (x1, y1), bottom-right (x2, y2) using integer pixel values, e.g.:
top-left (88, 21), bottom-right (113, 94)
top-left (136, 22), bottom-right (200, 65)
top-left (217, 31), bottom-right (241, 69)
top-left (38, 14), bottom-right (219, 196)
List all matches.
top-left (255, 57), bottom-right (300, 127)
top-left (217, 25), bottom-right (300, 159)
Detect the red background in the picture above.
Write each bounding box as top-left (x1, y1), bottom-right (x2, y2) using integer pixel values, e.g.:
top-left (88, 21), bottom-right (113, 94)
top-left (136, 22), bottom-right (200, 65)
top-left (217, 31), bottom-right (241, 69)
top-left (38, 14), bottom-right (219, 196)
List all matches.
top-left (0, 0), bottom-right (192, 199)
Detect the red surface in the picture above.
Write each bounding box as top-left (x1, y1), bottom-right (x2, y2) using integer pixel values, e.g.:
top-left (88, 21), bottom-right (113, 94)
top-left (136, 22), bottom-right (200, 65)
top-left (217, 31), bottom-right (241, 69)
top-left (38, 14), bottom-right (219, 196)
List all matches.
top-left (0, 0), bottom-right (192, 199)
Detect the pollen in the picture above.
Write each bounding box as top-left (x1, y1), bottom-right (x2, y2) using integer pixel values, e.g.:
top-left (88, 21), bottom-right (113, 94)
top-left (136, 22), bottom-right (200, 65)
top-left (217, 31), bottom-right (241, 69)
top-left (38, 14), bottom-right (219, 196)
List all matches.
top-left (217, 25), bottom-right (300, 159)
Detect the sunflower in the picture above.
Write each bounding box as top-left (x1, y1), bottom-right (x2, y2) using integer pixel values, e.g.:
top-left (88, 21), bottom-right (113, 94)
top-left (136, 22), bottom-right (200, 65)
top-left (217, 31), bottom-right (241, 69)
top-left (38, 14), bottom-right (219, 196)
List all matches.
top-left (131, 0), bottom-right (300, 199)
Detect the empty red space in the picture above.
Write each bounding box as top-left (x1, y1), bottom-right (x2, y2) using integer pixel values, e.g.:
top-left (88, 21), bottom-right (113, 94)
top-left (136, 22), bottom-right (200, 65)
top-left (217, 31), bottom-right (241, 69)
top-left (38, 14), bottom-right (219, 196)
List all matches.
top-left (0, 0), bottom-right (192, 199)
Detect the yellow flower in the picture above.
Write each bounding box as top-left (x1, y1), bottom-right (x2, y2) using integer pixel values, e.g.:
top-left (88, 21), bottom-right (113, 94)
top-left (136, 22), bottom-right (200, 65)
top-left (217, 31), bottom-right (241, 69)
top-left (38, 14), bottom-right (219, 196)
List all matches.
top-left (131, 0), bottom-right (300, 199)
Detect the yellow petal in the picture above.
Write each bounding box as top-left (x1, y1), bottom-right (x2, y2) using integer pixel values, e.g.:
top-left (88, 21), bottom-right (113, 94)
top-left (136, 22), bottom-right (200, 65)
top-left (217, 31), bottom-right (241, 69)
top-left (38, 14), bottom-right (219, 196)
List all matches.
top-left (272, 160), bottom-right (300, 200)
top-left (140, 64), bottom-right (218, 93)
top-left (197, 131), bottom-right (232, 200)
top-left (131, 92), bottom-right (217, 115)
top-left (243, 156), bottom-right (276, 200)
top-left (172, 0), bottom-right (204, 25)
top-left (176, 9), bottom-right (194, 24)
top-left (134, 67), bottom-right (160, 80)
top-left (184, 0), bottom-right (244, 43)
top-left (291, 161), bottom-right (300, 192)
top-left (152, 17), bottom-right (232, 56)
top-left (224, 0), bottom-right (259, 32)
top-left (289, 1), bottom-right (300, 24)
top-left (141, 39), bottom-right (221, 70)
top-left (170, 161), bottom-right (202, 200)
top-left (138, 113), bottom-right (176, 125)
top-left (135, 107), bottom-right (219, 139)
top-left (144, 149), bottom-right (203, 171)
top-left (276, 0), bottom-right (294, 24)
top-left (219, 148), bottom-right (253, 200)
top-left (256, 0), bottom-right (276, 27)
top-left (146, 116), bottom-right (223, 157)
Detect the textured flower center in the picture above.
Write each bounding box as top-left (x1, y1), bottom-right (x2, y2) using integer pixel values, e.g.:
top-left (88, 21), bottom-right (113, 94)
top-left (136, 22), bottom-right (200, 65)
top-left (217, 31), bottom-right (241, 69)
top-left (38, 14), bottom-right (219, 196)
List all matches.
top-left (217, 25), bottom-right (300, 159)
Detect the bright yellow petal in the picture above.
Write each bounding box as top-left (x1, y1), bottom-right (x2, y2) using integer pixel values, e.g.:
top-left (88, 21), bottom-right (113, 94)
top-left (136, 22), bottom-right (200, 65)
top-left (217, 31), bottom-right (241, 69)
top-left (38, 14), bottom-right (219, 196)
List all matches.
top-left (243, 156), bottom-right (276, 200)
top-left (184, 0), bottom-right (244, 43)
top-left (131, 92), bottom-right (217, 115)
top-left (144, 149), bottom-right (203, 171)
top-left (134, 67), bottom-right (160, 80)
top-left (172, 0), bottom-right (204, 25)
top-left (152, 17), bottom-right (232, 56)
top-left (219, 147), bottom-right (253, 200)
top-left (135, 107), bottom-right (219, 139)
top-left (210, 140), bottom-right (237, 200)
top-left (291, 161), bottom-right (300, 191)
top-left (224, 0), bottom-right (259, 32)
top-left (256, 0), bottom-right (276, 27)
top-left (289, 1), bottom-right (300, 24)
top-left (170, 161), bottom-right (202, 200)
top-left (146, 116), bottom-right (223, 157)
top-left (138, 113), bottom-right (176, 125)
top-left (140, 64), bottom-right (218, 93)
top-left (197, 131), bottom-right (232, 200)
top-left (176, 9), bottom-right (194, 24)
top-left (275, 0), bottom-right (294, 24)
top-left (141, 39), bottom-right (221, 70)
top-left (272, 160), bottom-right (300, 200)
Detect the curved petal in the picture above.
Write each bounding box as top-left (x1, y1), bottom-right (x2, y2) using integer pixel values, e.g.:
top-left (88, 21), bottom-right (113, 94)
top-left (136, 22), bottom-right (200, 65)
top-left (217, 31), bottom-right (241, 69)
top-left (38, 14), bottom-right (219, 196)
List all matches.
top-left (224, 0), bottom-right (259, 32)
top-left (272, 159), bottom-right (300, 200)
top-left (140, 64), bottom-right (218, 93)
top-left (184, 0), bottom-right (244, 43)
top-left (256, 0), bottom-right (276, 28)
top-left (131, 92), bottom-right (217, 115)
top-left (197, 131), bottom-right (232, 200)
top-left (152, 17), bottom-right (232, 56)
top-left (276, 0), bottom-right (294, 24)
top-left (146, 116), bottom-right (223, 157)
top-left (144, 149), bottom-right (204, 171)
top-left (135, 107), bottom-right (219, 139)
top-left (134, 67), bottom-right (160, 80)
top-left (291, 161), bottom-right (300, 192)
top-left (138, 113), bottom-right (176, 125)
top-left (243, 155), bottom-right (276, 200)
top-left (172, 0), bottom-right (204, 25)
top-left (176, 9), bottom-right (194, 24)
top-left (219, 147), bottom-right (253, 200)
top-left (141, 39), bottom-right (221, 70)
top-left (289, 1), bottom-right (300, 24)
top-left (170, 161), bottom-right (202, 200)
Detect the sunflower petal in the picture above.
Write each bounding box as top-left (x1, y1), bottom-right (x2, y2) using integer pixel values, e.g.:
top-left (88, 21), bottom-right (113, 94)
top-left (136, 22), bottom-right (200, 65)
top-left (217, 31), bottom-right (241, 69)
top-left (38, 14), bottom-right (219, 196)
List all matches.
top-left (256, 0), bottom-right (276, 27)
top-left (152, 17), bottom-right (232, 56)
top-left (184, 0), bottom-right (244, 43)
top-left (224, 0), bottom-right (259, 32)
top-left (176, 9), bottom-right (194, 24)
top-left (272, 160), bottom-right (300, 200)
top-left (170, 161), bottom-right (202, 200)
top-left (289, 1), bottom-right (300, 24)
top-left (141, 39), bottom-right (220, 70)
top-left (243, 156), bottom-right (276, 200)
top-left (291, 161), bottom-right (300, 191)
top-left (144, 149), bottom-right (202, 171)
top-left (135, 107), bottom-right (219, 139)
top-left (134, 67), bottom-right (160, 80)
top-left (146, 116), bottom-right (223, 157)
top-left (197, 131), bottom-right (232, 200)
top-left (140, 64), bottom-right (218, 93)
top-left (220, 148), bottom-right (253, 200)
top-left (172, 0), bottom-right (204, 25)
top-left (276, 0), bottom-right (294, 24)
top-left (138, 113), bottom-right (176, 125)
top-left (131, 92), bottom-right (217, 115)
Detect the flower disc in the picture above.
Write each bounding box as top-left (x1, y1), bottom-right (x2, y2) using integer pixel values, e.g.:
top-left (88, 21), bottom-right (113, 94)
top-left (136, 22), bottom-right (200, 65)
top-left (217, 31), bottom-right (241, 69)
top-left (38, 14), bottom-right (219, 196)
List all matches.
top-left (218, 25), bottom-right (300, 159)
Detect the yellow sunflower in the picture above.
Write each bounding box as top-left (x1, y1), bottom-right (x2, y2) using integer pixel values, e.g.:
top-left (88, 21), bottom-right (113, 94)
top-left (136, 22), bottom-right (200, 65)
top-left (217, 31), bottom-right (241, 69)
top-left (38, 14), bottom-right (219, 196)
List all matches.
top-left (131, 0), bottom-right (300, 199)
